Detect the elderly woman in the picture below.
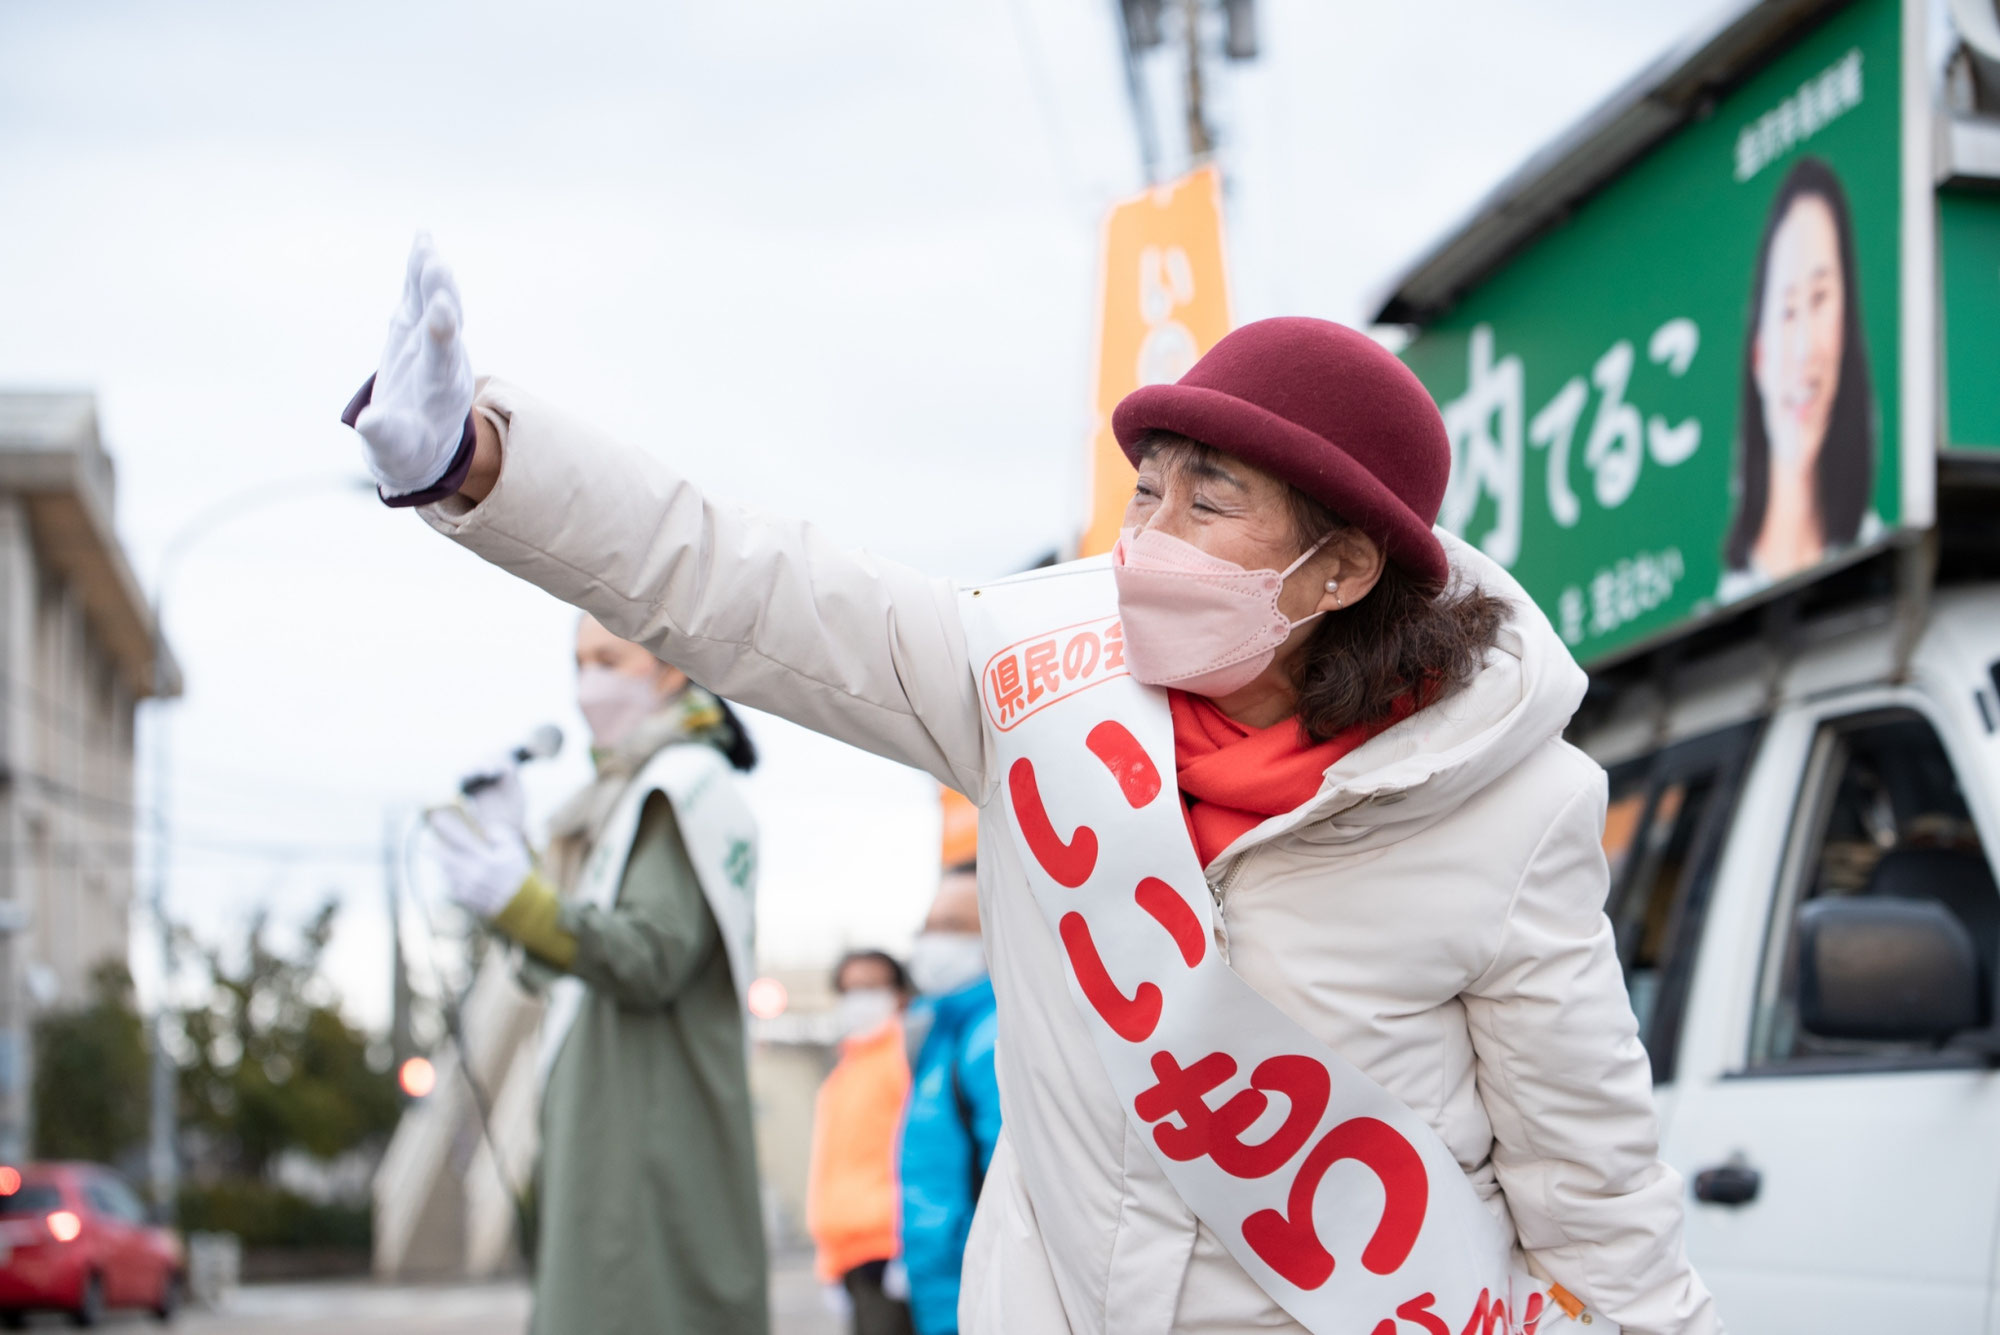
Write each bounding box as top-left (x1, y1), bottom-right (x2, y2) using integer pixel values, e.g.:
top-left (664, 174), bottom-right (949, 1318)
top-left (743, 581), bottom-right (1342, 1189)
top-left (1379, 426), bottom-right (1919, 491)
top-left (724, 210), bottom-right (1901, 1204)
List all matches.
top-left (348, 239), bottom-right (1715, 1335)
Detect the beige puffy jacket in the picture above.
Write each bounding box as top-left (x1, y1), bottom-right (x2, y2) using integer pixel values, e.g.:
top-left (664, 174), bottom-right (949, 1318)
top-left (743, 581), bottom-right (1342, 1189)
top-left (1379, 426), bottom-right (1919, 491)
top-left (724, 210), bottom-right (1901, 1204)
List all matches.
top-left (422, 381), bottom-right (1719, 1335)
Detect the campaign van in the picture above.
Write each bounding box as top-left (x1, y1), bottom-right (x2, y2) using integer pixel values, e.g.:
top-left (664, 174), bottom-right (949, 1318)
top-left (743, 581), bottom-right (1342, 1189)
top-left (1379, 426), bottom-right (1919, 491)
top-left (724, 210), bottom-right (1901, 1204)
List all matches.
top-left (1379, 1), bottom-right (2000, 1327)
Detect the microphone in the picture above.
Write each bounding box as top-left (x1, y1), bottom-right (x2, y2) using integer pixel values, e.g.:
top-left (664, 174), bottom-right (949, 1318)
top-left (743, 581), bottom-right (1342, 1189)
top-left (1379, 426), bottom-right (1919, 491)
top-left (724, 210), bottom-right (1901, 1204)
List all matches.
top-left (459, 724), bottom-right (563, 796)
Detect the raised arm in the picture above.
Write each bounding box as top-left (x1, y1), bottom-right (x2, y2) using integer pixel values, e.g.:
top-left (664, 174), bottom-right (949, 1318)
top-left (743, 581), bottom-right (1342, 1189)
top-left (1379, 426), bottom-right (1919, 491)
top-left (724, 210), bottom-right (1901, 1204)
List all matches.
top-left (434, 381), bottom-right (984, 792)
top-left (346, 237), bottom-right (987, 794)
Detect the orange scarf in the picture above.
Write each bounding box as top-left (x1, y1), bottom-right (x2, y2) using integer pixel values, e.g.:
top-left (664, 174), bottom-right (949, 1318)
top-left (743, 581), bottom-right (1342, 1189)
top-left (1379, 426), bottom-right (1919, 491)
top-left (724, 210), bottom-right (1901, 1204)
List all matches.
top-left (1169, 691), bottom-right (1411, 866)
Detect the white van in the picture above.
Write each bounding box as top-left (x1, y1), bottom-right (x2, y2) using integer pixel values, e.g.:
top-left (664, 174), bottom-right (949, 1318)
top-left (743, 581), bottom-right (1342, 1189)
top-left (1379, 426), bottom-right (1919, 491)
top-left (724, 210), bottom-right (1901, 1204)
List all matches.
top-left (1375, 0), bottom-right (2000, 1326)
top-left (1573, 581), bottom-right (2000, 1329)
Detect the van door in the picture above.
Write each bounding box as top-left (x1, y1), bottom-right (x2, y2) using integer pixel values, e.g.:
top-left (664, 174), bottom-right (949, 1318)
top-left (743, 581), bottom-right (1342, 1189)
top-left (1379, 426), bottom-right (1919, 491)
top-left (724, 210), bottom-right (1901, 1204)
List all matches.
top-left (1597, 721), bottom-right (1763, 1096)
top-left (1659, 696), bottom-right (2000, 1329)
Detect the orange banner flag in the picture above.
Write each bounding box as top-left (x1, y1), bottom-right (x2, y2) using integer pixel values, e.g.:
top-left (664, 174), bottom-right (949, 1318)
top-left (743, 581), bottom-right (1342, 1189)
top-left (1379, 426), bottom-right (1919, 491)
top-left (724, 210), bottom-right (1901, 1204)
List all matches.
top-left (1079, 166), bottom-right (1234, 557)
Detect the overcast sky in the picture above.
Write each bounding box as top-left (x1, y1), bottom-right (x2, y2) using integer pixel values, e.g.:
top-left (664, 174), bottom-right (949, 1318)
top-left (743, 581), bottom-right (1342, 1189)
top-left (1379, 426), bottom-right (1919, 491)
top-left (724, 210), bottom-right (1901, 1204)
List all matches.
top-left (0, 0), bottom-right (1704, 1030)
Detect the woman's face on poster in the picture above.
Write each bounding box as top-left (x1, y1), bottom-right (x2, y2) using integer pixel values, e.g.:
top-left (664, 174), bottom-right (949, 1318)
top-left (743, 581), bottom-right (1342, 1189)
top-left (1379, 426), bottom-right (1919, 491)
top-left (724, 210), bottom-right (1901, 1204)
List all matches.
top-left (1753, 193), bottom-right (1846, 468)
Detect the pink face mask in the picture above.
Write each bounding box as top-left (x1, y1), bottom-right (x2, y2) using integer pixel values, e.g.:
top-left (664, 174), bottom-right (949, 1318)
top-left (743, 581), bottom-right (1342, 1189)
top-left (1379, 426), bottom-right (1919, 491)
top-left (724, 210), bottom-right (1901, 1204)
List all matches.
top-left (578, 664), bottom-right (661, 750)
top-left (1111, 527), bottom-right (1333, 697)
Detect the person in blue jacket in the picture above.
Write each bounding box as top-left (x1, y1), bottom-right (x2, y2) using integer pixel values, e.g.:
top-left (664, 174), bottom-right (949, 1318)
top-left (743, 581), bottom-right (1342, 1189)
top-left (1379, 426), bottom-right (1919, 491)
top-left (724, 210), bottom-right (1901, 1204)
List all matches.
top-left (896, 867), bottom-right (1000, 1335)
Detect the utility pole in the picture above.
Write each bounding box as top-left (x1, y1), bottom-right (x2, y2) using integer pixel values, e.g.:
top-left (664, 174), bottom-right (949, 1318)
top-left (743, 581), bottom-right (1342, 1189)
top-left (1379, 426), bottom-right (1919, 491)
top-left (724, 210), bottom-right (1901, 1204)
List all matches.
top-left (1114, 0), bottom-right (1164, 184)
top-left (1182, 0), bottom-right (1214, 162)
top-left (144, 600), bottom-right (175, 1215)
top-left (1116, 0), bottom-right (1258, 183)
top-left (384, 807), bottom-right (414, 1070)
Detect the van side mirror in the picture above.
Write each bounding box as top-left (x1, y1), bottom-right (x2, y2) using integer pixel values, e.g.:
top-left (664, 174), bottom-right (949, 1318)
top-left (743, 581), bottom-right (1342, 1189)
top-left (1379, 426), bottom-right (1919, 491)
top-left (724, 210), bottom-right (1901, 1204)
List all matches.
top-left (1796, 898), bottom-right (1983, 1043)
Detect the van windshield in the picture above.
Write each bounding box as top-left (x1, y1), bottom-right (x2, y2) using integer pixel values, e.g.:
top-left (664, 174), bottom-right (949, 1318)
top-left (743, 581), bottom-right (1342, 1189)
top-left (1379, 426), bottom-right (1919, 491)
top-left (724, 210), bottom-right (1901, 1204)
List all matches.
top-left (0, 1184), bottom-right (61, 1217)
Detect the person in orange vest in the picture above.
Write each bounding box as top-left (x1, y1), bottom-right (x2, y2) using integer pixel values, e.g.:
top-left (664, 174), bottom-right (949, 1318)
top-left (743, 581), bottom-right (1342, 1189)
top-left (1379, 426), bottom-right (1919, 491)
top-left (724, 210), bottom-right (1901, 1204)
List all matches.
top-left (807, 950), bottom-right (915, 1335)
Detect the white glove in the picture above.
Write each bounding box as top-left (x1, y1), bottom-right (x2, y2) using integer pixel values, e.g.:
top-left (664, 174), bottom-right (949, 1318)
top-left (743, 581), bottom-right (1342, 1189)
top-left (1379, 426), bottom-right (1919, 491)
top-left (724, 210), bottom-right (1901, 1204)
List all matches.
top-left (354, 233), bottom-right (476, 496)
top-left (425, 807), bottom-right (531, 919)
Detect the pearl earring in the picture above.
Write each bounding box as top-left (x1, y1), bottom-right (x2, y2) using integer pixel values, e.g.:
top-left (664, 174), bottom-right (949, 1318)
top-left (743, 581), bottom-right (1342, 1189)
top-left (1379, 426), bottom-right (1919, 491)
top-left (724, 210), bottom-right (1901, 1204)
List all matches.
top-left (1326, 579), bottom-right (1342, 608)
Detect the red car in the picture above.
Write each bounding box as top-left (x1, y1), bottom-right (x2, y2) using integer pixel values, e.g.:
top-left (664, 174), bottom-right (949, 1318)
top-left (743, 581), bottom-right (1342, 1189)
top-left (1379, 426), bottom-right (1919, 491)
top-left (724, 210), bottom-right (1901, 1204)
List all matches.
top-left (0, 1164), bottom-right (181, 1326)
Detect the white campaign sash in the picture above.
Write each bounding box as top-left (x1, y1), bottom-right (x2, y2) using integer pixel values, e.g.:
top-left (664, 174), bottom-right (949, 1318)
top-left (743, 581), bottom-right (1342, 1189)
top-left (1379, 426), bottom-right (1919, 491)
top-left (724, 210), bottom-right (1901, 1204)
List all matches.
top-left (960, 559), bottom-right (1607, 1335)
top-left (536, 743), bottom-right (759, 1083)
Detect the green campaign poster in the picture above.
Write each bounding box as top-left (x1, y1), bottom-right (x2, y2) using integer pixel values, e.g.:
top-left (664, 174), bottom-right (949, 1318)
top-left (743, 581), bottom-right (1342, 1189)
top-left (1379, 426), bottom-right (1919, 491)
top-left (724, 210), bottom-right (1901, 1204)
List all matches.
top-left (1400, 0), bottom-right (1905, 665)
top-left (1940, 187), bottom-right (2000, 453)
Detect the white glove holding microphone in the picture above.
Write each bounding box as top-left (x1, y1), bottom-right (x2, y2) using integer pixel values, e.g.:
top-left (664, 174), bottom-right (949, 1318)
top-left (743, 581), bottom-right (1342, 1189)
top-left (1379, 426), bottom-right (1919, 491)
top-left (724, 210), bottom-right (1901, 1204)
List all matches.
top-left (354, 233), bottom-right (476, 498)
top-left (426, 755), bottom-right (531, 919)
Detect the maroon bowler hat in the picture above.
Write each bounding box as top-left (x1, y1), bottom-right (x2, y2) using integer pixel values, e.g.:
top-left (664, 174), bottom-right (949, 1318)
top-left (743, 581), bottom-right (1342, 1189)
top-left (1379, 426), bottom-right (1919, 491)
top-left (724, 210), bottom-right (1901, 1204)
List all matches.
top-left (1112, 317), bottom-right (1451, 590)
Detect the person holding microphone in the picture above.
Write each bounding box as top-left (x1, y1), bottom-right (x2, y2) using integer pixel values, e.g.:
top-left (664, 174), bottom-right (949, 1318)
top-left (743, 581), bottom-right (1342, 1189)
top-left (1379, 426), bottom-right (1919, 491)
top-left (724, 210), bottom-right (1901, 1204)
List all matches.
top-left (428, 609), bottom-right (766, 1335)
top-left (351, 237), bottom-right (1715, 1335)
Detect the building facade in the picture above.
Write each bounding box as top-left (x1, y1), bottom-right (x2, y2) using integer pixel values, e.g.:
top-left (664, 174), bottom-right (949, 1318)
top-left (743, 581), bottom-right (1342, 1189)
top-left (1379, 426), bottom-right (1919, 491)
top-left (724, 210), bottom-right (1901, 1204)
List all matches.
top-left (0, 393), bottom-right (171, 1161)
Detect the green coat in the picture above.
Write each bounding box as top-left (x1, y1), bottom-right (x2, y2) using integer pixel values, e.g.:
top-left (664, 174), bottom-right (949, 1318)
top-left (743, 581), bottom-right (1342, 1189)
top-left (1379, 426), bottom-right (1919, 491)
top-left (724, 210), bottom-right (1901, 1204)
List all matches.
top-left (526, 790), bottom-right (769, 1335)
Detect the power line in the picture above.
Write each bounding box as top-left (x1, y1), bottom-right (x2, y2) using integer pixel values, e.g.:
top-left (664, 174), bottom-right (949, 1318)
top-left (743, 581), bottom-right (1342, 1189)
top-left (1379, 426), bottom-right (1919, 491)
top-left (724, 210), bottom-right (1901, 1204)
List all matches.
top-left (0, 735), bottom-right (402, 851)
top-left (0, 761), bottom-right (384, 865)
top-left (0, 661), bottom-right (401, 808)
top-left (1000, 0), bottom-right (1093, 218)
top-left (0, 843), bottom-right (382, 871)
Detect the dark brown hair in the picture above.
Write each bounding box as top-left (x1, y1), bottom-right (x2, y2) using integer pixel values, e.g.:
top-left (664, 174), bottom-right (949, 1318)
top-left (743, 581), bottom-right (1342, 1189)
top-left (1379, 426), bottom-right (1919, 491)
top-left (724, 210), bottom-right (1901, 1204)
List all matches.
top-left (1142, 435), bottom-right (1506, 742)
top-left (1284, 490), bottom-right (1505, 742)
top-left (833, 949), bottom-right (908, 995)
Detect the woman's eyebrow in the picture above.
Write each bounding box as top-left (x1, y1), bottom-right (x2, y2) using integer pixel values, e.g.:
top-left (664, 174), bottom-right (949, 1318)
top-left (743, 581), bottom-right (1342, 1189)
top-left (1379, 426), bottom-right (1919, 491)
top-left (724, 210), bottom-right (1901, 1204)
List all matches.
top-left (1183, 456), bottom-right (1246, 489)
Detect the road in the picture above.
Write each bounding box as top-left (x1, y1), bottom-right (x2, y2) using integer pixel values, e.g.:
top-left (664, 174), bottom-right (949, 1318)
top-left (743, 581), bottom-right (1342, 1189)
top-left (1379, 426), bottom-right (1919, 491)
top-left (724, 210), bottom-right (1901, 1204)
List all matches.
top-left (32, 1250), bottom-right (838, 1335)
top-left (177, 1281), bottom-right (530, 1334)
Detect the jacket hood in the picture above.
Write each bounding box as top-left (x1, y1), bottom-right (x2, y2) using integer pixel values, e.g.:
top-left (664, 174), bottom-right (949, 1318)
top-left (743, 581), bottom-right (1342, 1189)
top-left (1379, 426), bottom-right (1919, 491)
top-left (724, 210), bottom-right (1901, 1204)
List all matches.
top-left (1216, 530), bottom-right (1588, 863)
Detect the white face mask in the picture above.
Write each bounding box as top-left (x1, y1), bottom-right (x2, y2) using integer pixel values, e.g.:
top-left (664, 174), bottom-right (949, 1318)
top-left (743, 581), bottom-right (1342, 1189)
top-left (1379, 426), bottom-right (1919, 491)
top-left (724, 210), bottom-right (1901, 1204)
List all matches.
top-left (835, 987), bottom-right (899, 1039)
top-left (907, 932), bottom-right (987, 997)
top-left (577, 664), bottom-right (661, 750)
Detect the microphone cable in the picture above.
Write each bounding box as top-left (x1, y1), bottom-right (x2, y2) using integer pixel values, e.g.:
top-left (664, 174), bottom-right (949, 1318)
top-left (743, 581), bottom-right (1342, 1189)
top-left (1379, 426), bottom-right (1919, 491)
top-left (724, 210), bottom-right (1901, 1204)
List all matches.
top-left (396, 809), bottom-right (538, 1272)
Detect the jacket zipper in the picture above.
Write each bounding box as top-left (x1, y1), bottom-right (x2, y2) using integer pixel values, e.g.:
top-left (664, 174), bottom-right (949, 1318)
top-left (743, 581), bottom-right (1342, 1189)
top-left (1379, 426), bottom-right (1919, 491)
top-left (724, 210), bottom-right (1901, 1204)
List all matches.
top-left (1204, 847), bottom-right (1259, 964)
